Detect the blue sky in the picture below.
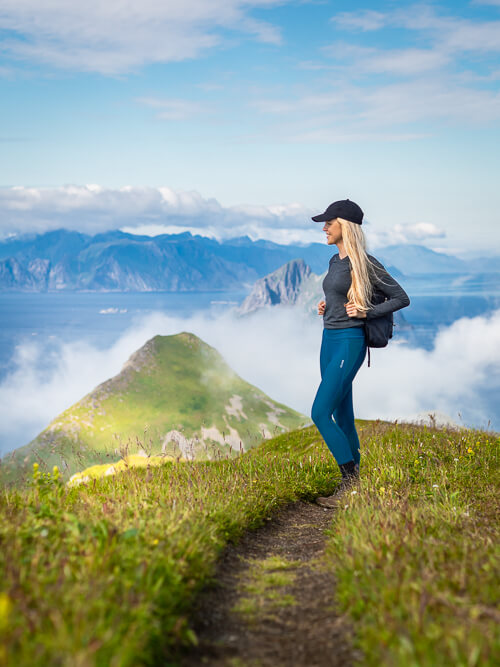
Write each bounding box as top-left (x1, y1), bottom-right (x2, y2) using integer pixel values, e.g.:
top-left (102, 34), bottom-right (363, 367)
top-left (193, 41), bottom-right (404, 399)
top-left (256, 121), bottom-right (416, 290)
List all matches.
top-left (1, 0), bottom-right (499, 255)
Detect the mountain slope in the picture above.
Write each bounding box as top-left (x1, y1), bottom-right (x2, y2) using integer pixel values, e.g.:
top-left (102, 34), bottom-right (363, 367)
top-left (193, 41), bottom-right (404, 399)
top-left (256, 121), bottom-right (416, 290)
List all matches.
top-left (0, 229), bottom-right (333, 291)
top-left (375, 244), bottom-right (465, 274)
top-left (238, 258), bottom-right (312, 314)
top-left (237, 258), bottom-right (412, 330)
top-left (4, 228), bottom-right (497, 292)
top-left (0, 332), bottom-right (307, 486)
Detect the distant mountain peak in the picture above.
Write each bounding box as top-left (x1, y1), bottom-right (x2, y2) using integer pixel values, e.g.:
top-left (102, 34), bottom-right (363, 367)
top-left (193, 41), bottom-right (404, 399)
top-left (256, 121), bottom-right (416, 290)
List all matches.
top-left (1, 227), bottom-right (496, 293)
top-left (238, 258), bottom-right (312, 315)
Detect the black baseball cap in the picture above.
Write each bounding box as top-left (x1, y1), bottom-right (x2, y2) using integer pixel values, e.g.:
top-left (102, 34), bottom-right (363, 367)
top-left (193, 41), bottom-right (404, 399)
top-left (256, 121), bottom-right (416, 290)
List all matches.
top-left (311, 199), bottom-right (364, 225)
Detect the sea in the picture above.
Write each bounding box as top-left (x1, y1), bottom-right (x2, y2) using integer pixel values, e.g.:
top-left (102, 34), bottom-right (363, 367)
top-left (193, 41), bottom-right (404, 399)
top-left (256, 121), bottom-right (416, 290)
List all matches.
top-left (0, 281), bottom-right (499, 455)
top-left (0, 290), bottom-right (248, 379)
top-left (1, 281), bottom-right (499, 378)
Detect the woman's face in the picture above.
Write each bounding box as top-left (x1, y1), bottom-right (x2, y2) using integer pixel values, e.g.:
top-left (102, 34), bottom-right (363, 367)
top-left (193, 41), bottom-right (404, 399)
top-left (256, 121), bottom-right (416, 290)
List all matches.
top-left (323, 218), bottom-right (342, 245)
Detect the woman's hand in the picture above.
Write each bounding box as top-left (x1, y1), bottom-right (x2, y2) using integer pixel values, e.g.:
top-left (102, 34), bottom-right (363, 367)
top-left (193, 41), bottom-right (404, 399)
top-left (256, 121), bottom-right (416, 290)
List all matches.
top-left (345, 302), bottom-right (367, 318)
top-left (317, 300), bottom-right (326, 316)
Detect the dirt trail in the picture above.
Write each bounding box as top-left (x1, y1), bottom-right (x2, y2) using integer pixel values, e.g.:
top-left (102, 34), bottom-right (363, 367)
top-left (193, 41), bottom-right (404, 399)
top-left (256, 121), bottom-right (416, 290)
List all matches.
top-left (179, 499), bottom-right (360, 667)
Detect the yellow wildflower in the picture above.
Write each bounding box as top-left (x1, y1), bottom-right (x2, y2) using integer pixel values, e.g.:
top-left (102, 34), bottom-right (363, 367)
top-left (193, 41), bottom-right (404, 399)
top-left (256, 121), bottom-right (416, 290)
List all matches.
top-left (0, 592), bottom-right (11, 631)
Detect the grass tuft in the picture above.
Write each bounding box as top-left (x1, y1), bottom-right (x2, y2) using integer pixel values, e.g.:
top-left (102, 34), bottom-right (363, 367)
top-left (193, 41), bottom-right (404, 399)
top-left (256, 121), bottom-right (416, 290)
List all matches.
top-left (1, 420), bottom-right (497, 666)
top-left (324, 420), bottom-right (499, 667)
top-left (0, 426), bottom-right (335, 666)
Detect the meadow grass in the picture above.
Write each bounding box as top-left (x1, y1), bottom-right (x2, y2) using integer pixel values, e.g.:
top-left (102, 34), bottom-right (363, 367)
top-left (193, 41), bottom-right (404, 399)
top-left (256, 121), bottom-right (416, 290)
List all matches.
top-left (324, 420), bottom-right (499, 667)
top-left (0, 426), bottom-right (336, 667)
top-left (1, 333), bottom-right (307, 489)
top-left (1, 420), bottom-right (498, 666)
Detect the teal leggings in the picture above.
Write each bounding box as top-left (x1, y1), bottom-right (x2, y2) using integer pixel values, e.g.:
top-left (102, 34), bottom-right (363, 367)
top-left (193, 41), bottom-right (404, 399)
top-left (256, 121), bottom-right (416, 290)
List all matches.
top-left (311, 327), bottom-right (367, 466)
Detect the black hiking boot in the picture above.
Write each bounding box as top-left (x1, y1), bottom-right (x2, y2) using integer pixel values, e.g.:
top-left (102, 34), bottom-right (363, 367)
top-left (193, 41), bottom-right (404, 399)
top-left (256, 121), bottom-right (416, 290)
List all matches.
top-left (339, 459), bottom-right (358, 482)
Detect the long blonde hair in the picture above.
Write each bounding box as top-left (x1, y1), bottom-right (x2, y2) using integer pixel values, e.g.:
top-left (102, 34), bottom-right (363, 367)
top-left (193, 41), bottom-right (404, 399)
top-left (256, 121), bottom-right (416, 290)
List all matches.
top-left (335, 217), bottom-right (384, 314)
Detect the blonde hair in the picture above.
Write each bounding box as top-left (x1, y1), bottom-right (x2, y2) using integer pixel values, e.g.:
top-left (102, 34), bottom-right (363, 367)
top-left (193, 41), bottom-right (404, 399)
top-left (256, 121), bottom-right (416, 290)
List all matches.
top-left (334, 217), bottom-right (386, 314)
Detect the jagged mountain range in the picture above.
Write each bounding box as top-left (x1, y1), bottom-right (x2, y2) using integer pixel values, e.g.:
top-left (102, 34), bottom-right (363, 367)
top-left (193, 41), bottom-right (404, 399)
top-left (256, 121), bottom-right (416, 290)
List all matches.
top-left (1, 228), bottom-right (497, 292)
top-left (0, 229), bottom-right (333, 291)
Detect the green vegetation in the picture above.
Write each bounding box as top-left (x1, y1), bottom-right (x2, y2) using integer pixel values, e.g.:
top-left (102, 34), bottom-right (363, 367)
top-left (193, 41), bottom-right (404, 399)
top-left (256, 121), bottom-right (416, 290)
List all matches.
top-left (0, 426), bottom-right (336, 667)
top-left (0, 333), bottom-right (307, 487)
top-left (0, 419), bottom-right (497, 666)
top-left (324, 420), bottom-right (499, 666)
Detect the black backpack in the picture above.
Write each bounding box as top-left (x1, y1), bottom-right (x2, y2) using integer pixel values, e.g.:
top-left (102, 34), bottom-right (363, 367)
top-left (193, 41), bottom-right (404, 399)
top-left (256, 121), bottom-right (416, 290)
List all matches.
top-left (363, 287), bottom-right (395, 367)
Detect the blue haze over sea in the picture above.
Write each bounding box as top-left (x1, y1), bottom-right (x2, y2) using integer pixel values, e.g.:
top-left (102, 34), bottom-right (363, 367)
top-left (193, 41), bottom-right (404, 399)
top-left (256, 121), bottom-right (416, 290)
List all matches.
top-left (2, 285), bottom-right (499, 380)
top-left (1, 273), bottom-right (499, 457)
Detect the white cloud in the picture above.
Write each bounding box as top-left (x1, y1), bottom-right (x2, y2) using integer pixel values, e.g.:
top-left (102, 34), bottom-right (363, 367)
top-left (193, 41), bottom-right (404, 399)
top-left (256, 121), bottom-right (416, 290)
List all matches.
top-left (321, 43), bottom-right (452, 76)
top-left (258, 4), bottom-right (500, 141)
top-left (0, 184), bottom-right (451, 249)
top-left (253, 77), bottom-right (500, 139)
top-left (136, 97), bottom-right (207, 121)
top-left (333, 5), bottom-right (500, 55)
top-left (392, 222), bottom-right (445, 241)
top-left (0, 0), bottom-right (283, 74)
top-left (0, 184), bottom-right (313, 241)
top-left (332, 10), bottom-right (387, 32)
top-left (371, 222), bottom-right (446, 246)
top-left (0, 306), bottom-right (498, 458)
top-left (357, 308), bottom-right (500, 430)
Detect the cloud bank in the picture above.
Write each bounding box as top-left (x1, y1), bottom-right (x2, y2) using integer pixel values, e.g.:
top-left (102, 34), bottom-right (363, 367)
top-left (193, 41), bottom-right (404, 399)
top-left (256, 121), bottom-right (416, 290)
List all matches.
top-left (1, 306), bottom-right (498, 458)
top-left (0, 184), bottom-right (447, 248)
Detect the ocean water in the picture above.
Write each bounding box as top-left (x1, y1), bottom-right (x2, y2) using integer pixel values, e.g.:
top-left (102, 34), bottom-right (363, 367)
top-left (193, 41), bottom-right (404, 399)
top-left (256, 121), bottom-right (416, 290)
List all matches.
top-left (396, 293), bottom-right (500, 350)
top-left (1, 289), bottom-right (499, 375)
top-left (0, 290), bottom-right (248, 379)
top-left (0, 288), bottom-right (498, 455)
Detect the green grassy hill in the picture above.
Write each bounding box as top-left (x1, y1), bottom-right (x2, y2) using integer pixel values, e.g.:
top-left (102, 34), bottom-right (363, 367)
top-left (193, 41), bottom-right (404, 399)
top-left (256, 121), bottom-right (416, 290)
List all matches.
top-left (0, 332), bottom-right (307, 486)
top-left (0, 419), bottom-right (497, 666)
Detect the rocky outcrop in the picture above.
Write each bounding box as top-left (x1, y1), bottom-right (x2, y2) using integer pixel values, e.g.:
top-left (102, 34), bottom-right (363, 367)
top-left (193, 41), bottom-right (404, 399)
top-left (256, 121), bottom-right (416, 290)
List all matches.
top-left (237, 258), bottom-right (414, 331)
top-left (238, 259), bottom-right (312, 314)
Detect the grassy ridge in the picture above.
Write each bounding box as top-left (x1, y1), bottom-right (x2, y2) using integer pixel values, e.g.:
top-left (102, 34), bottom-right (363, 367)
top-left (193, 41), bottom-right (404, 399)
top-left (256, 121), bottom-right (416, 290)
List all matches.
top-left (0, 426), bottom-right (336, 667)
top-left (324, 421), bottom-right (499, 666)
top-left (1, 420), bottom-right (498, 666)
top-left (1, 333), bottom-right (307, 488)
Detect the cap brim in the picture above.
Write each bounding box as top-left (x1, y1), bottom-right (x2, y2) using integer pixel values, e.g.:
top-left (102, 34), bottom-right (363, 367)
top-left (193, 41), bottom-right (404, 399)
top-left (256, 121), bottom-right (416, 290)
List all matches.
top-left (311, 214), bottom-right (328, 222)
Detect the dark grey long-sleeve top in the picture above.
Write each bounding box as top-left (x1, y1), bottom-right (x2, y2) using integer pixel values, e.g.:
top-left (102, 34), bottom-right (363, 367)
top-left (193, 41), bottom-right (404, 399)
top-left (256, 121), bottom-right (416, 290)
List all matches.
top-left (322, 253), bottom-right (410, 329)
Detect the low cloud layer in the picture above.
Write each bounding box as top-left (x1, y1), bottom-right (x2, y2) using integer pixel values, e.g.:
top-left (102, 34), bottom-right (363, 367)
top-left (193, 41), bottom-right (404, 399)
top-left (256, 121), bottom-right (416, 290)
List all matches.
top-left (1, 306), bottom-right (498, 458)
top-left (0, 184), bottom-right (309, 240)
top-left (0, 184), bottom-right (448, 249)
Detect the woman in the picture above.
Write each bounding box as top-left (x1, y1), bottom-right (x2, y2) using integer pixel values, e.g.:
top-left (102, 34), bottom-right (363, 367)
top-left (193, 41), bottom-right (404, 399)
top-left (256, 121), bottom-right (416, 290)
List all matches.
top-left (310, 199), bottom-right (410, 508)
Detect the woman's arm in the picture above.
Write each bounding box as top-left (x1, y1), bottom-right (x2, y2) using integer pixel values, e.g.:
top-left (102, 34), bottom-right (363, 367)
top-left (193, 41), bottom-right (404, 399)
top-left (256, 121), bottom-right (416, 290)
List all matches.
top-left (365, 257), bottom-right (410, 319)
